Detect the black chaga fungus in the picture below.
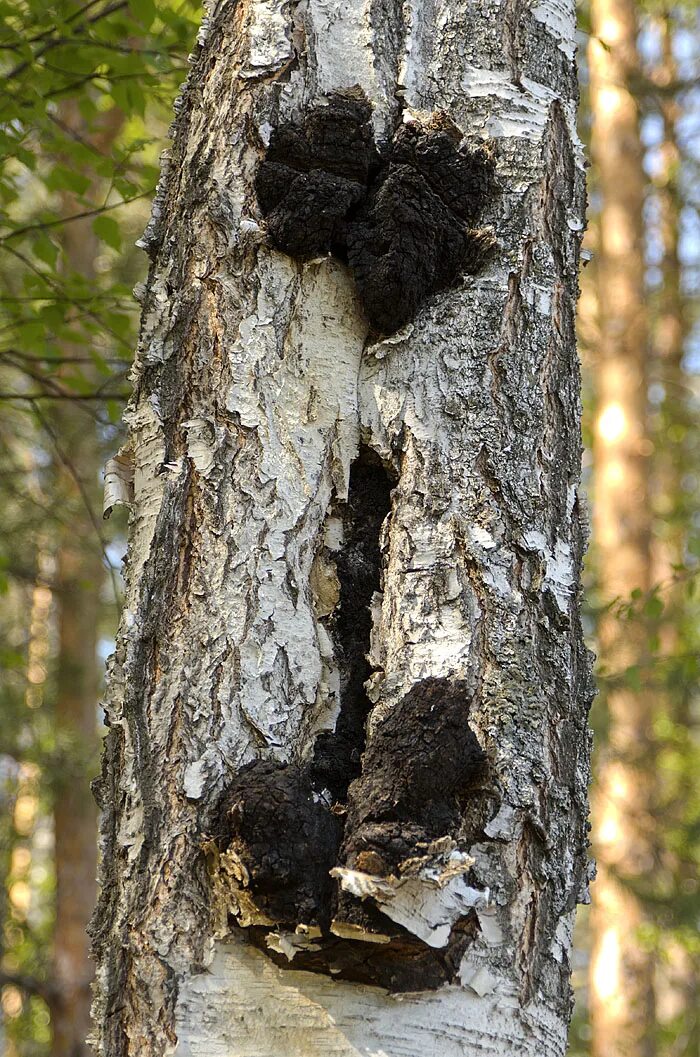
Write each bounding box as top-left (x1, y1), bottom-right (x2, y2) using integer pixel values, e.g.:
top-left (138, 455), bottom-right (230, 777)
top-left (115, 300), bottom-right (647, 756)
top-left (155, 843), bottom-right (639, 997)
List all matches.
top-left (345, 164), bottom-right (471, 334)
top-left (341, 677), bottom-right (490, 873)
top-left (248, 914), bottom-right (479, 992)
top-left (215, 760), bottom-right (341, 929)
top-left (254, 87), bottom-right (377, 261)
top-left (254, 89), bottom-right (496, 333)
top-left (212, 681), bottom-right (495, 992)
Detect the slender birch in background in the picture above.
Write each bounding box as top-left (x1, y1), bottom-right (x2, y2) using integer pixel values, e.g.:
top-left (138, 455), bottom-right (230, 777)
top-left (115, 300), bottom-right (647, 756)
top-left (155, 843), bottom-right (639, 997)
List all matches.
top-left (91, 1), bottom-right (592, 1055)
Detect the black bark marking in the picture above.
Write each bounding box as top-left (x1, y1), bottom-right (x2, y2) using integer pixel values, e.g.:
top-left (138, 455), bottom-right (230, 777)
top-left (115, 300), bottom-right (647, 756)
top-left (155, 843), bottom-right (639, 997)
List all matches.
top-left (214, 760), bottom-right (341, 930)
top-left (309, 452), bottom-right (393, 802)
top-left (254, 89), bottom-right (496, 333)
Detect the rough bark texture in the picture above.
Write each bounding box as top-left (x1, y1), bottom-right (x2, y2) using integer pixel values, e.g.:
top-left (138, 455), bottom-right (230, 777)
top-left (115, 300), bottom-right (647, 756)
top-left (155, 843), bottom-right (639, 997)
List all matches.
top-left (91, 1), bottom-right (591, 1054)
top-left (587, 1), bottom-right (657, 1053)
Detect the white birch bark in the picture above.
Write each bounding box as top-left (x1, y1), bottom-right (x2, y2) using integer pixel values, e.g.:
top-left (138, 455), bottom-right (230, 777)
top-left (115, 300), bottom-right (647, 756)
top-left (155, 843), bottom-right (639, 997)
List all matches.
top-left (91, 1), bottom-right (592, 1054)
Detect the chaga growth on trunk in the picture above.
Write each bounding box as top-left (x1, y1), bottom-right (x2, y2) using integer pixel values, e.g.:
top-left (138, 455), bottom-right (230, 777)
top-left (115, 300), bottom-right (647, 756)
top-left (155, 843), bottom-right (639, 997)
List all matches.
top-left (244, 913), bottom-right (480, 993)
top-left (254, 88), bottom-right (376, 261)
top-left (211, 442), bottom-right (500, 991)
top-left (214, 760), bottom-right (341, 930)
top-left (214, 679), bottom-right (497, 991)
top-left (254, 89), bottom-right (496, 333)
top-left (340, 678), bottom-right (490, 875)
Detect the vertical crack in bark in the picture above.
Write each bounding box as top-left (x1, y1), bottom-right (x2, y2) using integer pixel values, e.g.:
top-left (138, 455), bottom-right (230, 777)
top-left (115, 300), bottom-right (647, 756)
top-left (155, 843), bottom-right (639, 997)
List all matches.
top-left (310, 449), bottom-right (393, 802)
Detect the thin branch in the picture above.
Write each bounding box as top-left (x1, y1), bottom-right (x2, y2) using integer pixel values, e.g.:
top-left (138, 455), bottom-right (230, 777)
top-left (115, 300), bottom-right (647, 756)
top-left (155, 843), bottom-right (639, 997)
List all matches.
top-left (46, 111), bottom-right (113, 158)
top-left (1, 348), bottom-right (126, 364)
top-left (0, 392), bottom-right (128, 401)
top-left (32, 404), bottom-right (123, 606)
top-left (0, 191), bottom-right (153, 242)
top-left (42, 66), bottom-right (186, 101)
top-left (4, 1), bottom-right (129, 81)
top-left (0, 243), bottom-right (132, 350)
top-left (1, 351), bottom-right (129, 406)
top-left (0, 296), bottom-right (133, 303)
top-left (0, 1), bottom-right (105, 54)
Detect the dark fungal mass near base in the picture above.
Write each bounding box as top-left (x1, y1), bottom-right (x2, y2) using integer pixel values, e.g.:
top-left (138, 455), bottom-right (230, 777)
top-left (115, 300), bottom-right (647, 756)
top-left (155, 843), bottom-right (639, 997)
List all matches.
top-left (214, 680), bottom-right (497, 991)
top-left (330, 678), bottom-right (494, 954)
top-left (340, 678), bottom-right (490, 875)
top-left (244, 912), bottom-right (480, 992)
top-left (254, 88), bottom-right (496, 333)
top-left (214, 759), bottom-right (342, 931)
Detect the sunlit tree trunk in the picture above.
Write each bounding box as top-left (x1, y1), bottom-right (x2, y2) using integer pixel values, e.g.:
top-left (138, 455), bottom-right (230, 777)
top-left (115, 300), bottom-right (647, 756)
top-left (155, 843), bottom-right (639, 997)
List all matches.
top-left (588, 0), bottom-right (656, 1053)
top-left (91, 2), bottom-right (591, 1054)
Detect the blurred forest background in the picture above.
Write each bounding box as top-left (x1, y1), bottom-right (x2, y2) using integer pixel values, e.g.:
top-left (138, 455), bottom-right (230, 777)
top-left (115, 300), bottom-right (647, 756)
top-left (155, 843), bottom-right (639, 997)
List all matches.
top-left (0, 1), bottom-right (697, 1055)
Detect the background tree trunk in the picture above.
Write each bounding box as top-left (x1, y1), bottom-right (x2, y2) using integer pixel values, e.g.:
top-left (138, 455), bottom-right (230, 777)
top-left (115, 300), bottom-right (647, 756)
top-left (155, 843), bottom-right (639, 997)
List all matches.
top-left (587, 0), bottom-right (656, 1053)
top-left (50, 99), bottom-right (123, 1057)
top-left (91, 2), bottom-right (591, 1055)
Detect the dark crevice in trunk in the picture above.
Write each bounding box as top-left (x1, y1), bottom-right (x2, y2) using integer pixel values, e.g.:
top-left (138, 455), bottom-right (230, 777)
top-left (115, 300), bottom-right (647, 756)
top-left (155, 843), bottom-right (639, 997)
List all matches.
top-left (309, 448), bottom-right (393, 803)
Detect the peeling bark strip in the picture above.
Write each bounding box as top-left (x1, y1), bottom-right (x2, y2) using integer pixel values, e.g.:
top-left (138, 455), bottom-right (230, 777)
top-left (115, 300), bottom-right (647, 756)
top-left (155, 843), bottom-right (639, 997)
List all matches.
top-left (91, 0), bottom-right (592, 1054)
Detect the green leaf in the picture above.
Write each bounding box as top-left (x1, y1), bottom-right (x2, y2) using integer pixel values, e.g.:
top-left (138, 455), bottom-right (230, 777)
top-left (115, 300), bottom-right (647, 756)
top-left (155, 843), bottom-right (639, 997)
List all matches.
top-left (45, 166), bottom-right (91, 197)
top-left (93, 214), bottom-right (122, 251)
top-left (128, 0), bottom-right (157, 29)
top-left (624, 666), bottom-right (642, 692)
top-left (643, 595), bottom-right (664, 621)
top-left (34, 232), bottom-right (59, 269)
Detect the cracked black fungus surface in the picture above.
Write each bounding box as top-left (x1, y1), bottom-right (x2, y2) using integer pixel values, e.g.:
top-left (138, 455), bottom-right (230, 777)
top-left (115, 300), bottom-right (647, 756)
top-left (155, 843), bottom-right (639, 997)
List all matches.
top-left (254, 88), bottom-right (377, 262)
top-left (214, 679), bottom-right (496, 990)
top-left (340, 677), bottom-right (489, 875)
top-left (254, 89), bottom-right (496, 333)
top-left (215, 760), bottom-right (341, 930)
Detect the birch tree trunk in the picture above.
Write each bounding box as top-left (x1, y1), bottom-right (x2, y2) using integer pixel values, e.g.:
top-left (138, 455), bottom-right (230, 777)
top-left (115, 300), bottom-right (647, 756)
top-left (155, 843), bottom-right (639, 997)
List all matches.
top-left (91, 1), bottom-right (592, 1055)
